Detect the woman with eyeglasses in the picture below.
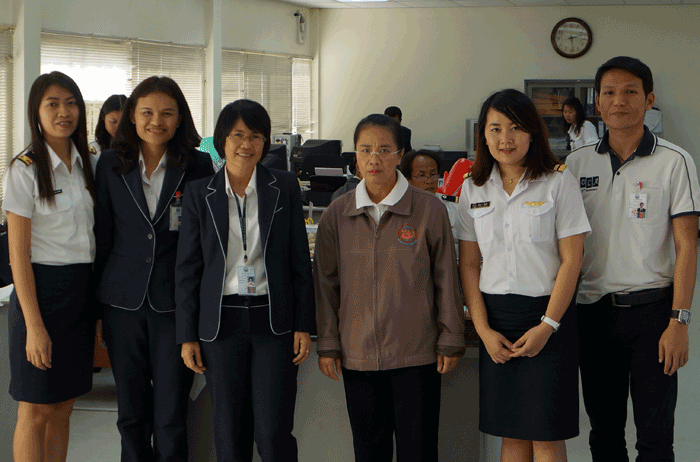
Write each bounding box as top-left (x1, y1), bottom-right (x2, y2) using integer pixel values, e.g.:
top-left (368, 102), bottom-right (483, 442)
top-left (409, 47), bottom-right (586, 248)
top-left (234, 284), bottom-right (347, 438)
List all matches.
top-left (457, 89), bottom-right (590, 461)
top-left (314, 114), bottom-right (465, 462)
top-left (175, 99), bottom-right (314, 462)
top-left (93, 76), bottom-right (214, 461)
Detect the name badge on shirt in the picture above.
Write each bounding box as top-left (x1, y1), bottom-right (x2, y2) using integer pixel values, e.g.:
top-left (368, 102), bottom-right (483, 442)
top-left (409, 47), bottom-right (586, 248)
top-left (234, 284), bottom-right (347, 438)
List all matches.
top-left (169, 191), bottom-right (183, 231)
top-left (629, 193), bottom-right (647, 219)
top-left (470, 201), bottom-right (491, 209)
top-left (237, 266), bottom-right (256, 295)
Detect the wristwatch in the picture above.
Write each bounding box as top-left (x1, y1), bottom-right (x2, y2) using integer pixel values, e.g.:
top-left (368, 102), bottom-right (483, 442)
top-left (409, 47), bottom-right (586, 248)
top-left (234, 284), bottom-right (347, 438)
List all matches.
top-left (671, 309), bottom-right (691, 325)
top-left (541, 315), bottom-right (560, 333)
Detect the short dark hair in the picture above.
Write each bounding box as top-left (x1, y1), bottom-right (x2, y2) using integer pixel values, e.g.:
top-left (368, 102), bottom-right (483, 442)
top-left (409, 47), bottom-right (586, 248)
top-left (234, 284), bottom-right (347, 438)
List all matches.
top-left (471, 89), bottom-right (560, 187)
top-left (95, 94), bottom-right (127, 151)
top-left (15, 71), bottom-right (95, 205)
top-left (561, 96), bottom-right (587, 135)
top-left (353, 114), bottom-right (404, 152)
top-left (594, 56), bottom-right (653, 97)
top-left (399, 149), bottom-right (441, 179)
top-left (213, 99), bottom-right (272, 163)
top-left (383, 106), bottom-right (402, 120)
top-left (112, 76), bottom-right (201, 174)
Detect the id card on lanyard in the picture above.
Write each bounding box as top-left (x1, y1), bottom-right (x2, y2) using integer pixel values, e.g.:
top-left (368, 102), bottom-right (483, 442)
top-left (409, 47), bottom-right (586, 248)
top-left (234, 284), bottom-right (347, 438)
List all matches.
top-left (234, 193), bottom-right (256, 294)
top-left (169, 191), bottom-right (183, 231)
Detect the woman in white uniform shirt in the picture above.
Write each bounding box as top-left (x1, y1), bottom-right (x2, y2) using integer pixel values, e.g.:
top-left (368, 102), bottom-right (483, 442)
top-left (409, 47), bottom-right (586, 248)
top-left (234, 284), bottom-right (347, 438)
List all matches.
top-left (3, 71), bottom-right (96, 462)
top-left (562, 96), bottom-right (598, 151)
top-left (458, 89), bottom-right (590, 461)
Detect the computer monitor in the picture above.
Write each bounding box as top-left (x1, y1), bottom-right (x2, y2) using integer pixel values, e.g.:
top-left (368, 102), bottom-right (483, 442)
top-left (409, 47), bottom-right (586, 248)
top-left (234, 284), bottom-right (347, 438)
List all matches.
top-left (261, 144), bottom-right (288, 171)
top-left (290, 139), bottom-right (342, 178)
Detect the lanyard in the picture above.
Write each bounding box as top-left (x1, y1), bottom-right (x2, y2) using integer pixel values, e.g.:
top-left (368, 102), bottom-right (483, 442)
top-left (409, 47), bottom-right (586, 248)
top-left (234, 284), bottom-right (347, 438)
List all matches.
top-left (233, 194), bottom-right (248, 263)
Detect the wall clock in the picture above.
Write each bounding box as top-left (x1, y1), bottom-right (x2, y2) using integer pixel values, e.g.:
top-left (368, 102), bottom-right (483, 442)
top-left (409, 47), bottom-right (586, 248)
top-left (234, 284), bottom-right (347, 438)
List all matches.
top-left (551, 18), bottom-right (592, 59)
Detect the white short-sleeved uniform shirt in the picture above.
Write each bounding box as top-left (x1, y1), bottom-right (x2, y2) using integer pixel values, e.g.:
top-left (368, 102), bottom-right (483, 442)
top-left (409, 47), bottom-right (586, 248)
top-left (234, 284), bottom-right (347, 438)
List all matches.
top-left (457, 164), bottom-right (590, 297)
top-left (2, 142), bottom-right (95, 265)
top-left (569, 120), bottom-right (599, 151)
top-left (566, 127), bottom-right (700, 304)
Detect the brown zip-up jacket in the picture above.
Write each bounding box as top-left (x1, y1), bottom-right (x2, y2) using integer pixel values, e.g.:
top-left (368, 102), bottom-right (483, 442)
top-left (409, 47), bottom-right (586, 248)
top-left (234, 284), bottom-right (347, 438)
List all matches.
top-left (314, 185), bottom-right (465, 371)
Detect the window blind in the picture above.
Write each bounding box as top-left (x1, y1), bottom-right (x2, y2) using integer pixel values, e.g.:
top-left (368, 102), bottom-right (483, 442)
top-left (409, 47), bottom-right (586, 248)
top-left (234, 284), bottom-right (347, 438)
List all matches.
top-left (222, 50), bottom-right (312, 139)
top-left (0, 28), bottom-right (13, 211)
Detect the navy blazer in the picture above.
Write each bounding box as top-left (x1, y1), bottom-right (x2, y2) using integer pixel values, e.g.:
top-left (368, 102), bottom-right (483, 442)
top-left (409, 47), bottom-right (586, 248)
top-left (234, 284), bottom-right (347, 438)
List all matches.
top-left (94, 148), bottom-right (215, 312)
top-left (175, 164), bottom-right (315, 343)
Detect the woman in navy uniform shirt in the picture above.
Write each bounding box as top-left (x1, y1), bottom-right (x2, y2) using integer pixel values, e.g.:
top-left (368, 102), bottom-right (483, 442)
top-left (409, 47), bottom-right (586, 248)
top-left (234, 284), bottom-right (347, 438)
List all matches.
top-left (4, 71), bottom-right (96, 462)
top-left (458, 89), bottom-right (590, 462)
top-left (175, 99), bottom-right (314, 462)
top-left (94, 76), bottom-right (214, 462)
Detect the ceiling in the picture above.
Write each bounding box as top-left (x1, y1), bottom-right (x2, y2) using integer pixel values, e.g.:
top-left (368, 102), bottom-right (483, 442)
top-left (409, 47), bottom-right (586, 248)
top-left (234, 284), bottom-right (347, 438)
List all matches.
top-left (278, 0), bottom-right (700, 8)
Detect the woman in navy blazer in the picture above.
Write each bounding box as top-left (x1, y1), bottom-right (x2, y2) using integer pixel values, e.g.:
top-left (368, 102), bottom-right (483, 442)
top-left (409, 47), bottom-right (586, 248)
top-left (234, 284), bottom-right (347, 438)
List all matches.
top-left (94, 76), bottom-right (214, 462)
top-left (175, 100), bottom-right (315, 462)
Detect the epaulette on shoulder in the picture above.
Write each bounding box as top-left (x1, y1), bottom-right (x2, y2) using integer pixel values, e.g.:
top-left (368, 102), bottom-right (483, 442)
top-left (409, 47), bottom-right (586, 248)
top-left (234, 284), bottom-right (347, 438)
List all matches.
top-left (554, 164), bottom-right (567, 172)
top-left (463, 172), bottom-right (472, 179)
top-left (17, 154), bottom-right (34, 166)
top-left (89, 145), bottom-right (97, 155)
top-left (440, 194), bottom-right (459, 203)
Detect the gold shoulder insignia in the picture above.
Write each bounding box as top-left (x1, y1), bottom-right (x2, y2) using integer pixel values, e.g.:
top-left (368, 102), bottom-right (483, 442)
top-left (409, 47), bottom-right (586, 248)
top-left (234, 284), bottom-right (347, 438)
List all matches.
top-left (554, 164), bottom-right (567, 172)
top-left (89, 145), bottom-right (97, 154)
top-left (441, 194), bottom-right (460, 203)
top-left (463, 172), bottom-right (472, 179)
top-left (17, 154), bottom-right (33, 166)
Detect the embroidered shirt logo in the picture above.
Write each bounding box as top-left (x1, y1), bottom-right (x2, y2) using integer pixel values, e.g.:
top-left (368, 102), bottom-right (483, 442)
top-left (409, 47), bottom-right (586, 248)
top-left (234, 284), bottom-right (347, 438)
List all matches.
top-left (397, 225), bottom-right (417, 246)
top-left (580, 176), bottom-right (599, 191)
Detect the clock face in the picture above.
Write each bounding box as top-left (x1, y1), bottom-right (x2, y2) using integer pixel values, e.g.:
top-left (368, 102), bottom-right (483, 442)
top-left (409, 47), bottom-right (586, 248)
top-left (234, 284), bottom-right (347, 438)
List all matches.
top-left (552, 18), bottom-right (592, 59)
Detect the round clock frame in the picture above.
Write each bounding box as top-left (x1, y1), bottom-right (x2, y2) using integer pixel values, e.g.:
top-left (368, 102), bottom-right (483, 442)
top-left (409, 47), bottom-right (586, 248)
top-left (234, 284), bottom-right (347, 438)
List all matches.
top-left (551, 17), bottom-right (593, 59)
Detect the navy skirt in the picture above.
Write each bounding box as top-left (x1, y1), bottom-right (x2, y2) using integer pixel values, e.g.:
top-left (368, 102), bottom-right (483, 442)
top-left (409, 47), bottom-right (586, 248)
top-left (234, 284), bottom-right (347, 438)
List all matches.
top-left (8, 263), bottom-right (94, 404)
top-left (479, 293), bottom-right (579, 441)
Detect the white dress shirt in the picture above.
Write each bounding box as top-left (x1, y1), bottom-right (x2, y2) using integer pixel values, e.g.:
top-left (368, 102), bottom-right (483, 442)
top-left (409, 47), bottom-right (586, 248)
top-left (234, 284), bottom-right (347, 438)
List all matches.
top-left (457, 165), bottom-right (590, 297)
top-left (2, 142), bottom-right (95, 265)
top-left (138, 151), bottom-right (168, 220)
top-left (355, 171), bottom-right (410, 225)
top-left (223, 166), bottom-right (268, 295)
top-left (569, 120), bottom-right (599, 151)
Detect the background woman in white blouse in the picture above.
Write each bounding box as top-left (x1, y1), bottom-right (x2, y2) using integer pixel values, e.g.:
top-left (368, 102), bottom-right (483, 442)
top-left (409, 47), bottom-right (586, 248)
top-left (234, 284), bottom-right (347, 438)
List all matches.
top-left (3, 71), bottom-right (96, 462)
top-left (562, 96), bottom-right (598, 151)
top-left (458, 89), bottom-right (590, 462)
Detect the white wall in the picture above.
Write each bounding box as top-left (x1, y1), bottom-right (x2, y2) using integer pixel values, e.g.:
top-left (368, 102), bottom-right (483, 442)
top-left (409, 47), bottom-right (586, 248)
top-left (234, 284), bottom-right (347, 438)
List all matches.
top-left (317, 6), bottom-right (700, 158)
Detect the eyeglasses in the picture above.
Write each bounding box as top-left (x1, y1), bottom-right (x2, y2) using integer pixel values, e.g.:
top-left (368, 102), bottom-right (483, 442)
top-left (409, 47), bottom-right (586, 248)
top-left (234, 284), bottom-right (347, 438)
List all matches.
top-left (412, 173), bottom-right (439, 182)
top-left (228, 132), bottom-right (266, 145)
top-left (354, 149), bottom-right (402, 157)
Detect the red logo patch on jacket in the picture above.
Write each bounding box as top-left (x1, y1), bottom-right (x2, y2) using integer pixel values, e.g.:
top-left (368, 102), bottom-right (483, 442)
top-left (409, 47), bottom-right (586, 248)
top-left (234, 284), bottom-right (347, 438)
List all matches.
top-left (397, 225), bottom-right (417, 246)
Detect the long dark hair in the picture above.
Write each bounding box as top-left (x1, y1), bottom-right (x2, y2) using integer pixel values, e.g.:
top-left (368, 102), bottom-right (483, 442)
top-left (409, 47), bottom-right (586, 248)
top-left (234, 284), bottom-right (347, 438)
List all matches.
top-left (12, 71), bottom-right (95, 205)
top-left (111, 76), bottom-right (201, 174)
top-left (213, 99), bottom-right (272, 162)
top-left (471, 89), bottom-right (559, 187)
top-left (561, 97), bottom-right (587, 136)
top-left (95, 94), bottom-right (127, 151)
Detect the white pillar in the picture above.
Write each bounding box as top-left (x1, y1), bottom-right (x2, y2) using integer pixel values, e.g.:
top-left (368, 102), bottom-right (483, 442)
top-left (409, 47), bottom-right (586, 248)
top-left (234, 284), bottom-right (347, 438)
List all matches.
top-left (12, 0), bottom-right (41, 154)
top-left (203, 0), bottom-right (222, 138)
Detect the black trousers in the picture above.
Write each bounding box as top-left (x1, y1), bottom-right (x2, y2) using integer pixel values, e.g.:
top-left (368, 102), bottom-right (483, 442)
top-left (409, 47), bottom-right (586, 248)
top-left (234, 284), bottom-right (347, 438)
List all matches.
top-left (578, 295), bottom-right (676, 462)
top-left (103, 304), bottom-right (194, 462)
top-left (342, 363), bottom-right (442, 462)
top-left (201, 295), bottom-right (298, 462)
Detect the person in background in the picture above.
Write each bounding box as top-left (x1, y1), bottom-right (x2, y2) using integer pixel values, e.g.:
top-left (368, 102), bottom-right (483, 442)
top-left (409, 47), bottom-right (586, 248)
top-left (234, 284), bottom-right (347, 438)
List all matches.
top-left (94, 76), bottom-right (214, 462)
top-left (4, 71), bottom-right (97, 462)
top-left (331, 153), bottom-right (362, 202)
top-left (89, 94), bottom-right (127, 162)
top-left (384, 106), bottom-right (412, 152)
top-left (315, 114), bottom-right (465, 462)
top-left (561, 96), bottom-right (598, 151)
top-left (176, 99), bottom-right (315, 462)
top-left (458, 89), bottom-right (590, 462)
top-left (566, 56), bottom-right (700, 462)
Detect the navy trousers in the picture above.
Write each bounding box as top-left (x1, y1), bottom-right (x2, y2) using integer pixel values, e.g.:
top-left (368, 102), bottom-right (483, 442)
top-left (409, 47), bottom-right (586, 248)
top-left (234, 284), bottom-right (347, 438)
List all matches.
top-left (579, 295), bottom-right (677, 462)
top-left (103, 304), bottom-right (194, 462)
top-left (201, 295), bottom-right (298, 462)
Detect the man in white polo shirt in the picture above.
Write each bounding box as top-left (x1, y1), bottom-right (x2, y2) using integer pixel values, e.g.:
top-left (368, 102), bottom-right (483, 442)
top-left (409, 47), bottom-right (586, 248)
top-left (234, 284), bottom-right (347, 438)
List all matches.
top-left (566, 56), bottom-right (700, 462)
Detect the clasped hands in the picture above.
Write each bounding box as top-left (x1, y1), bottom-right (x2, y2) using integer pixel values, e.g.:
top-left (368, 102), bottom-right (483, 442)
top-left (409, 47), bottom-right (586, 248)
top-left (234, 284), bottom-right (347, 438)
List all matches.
top-left (481, 323), bottom-right (554, 364)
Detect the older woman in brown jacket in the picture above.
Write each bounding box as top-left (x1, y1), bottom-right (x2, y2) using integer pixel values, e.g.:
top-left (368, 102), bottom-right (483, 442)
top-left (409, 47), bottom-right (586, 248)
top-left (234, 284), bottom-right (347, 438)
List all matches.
top-left (314, 114), bottom-right (465, 462)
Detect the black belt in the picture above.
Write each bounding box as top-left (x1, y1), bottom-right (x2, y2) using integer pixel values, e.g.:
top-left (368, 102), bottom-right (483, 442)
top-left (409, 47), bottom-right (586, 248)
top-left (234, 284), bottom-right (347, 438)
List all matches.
top-left (607, 286), bottom-right (672, 308)
top-left (221, 294), bottom-right (269, 307)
